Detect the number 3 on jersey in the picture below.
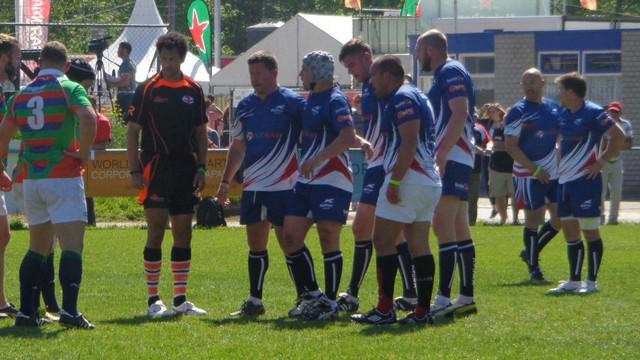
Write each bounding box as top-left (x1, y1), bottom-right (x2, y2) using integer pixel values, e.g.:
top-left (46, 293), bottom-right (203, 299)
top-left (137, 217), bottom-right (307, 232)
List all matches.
top-left (26, 96), bottom-right (45, 130)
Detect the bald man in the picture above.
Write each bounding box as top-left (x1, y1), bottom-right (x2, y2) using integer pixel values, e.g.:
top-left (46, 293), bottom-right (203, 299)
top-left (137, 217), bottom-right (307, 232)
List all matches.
top-left (416, 29), bottom-right (477, 317)
top-left (504, 68), bottom-right (562, 284)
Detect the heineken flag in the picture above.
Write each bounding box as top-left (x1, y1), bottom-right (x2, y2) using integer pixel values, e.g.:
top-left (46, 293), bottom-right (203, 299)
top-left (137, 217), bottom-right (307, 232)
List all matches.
top-left (187, 0), bottom-right (212, 69)
top-left (400, 0), bottom-right (420, 16)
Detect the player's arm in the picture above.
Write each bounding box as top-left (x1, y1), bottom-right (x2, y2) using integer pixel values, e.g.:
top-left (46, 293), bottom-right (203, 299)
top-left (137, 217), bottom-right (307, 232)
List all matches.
top-left (75, 105), bottom-right (98, 163)
top-left (587, 123), bottom-right (625, 180)
top-left (193, 122), bottom-right (208, 193)
top-left (217, 138), bottom-right (245, 206)
top-left (353, 134), bottom-right (373, 159)
top-left (386, 119), bottom-right (419, 204)
top-left (0, 105), bottom-right (18, 191)
top-left (505, 135), bottom-right (550, 184)
top-left (435, 96), bottom-right (468, 169)
top-left (127, 122), bottom-right (144, 189)
top-left (300, 127), bottom-right (356, 179)
top-left (623, 124), bottom-right (633, 150)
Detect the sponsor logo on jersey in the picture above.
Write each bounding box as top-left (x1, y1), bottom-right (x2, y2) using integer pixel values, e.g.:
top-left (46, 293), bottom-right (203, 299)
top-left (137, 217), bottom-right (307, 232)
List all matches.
top-left (536, 130), bottom-right (545, 139)
top-left (182, 95), bottom-right (195, 104)
top-left (574, 118), bottom-right (583, 126)
top-left (319, 198), bottom-right (335, 210)
top-left (270, 105), bottom-right (285, 115)
top-left (397, 107), bottom-right (416, 119)
top-left (446, 76), bottom-right (464, 84)
top-left (312, 106), bottom-right (322, 116)
top-left (246, 131), bottom-right (254, 141)
top-left (449, 84), bottom-right (466, 93)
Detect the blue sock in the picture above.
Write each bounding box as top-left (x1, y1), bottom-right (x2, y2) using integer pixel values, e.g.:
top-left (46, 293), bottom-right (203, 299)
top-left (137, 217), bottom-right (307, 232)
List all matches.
top-left (20, 251), bottom-right (46, 317)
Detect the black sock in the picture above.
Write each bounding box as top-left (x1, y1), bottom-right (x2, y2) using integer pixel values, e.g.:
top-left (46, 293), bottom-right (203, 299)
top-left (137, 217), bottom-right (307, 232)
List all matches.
top-left (413, 254), bottom-right (435, 315)
top-left (287, 247), bottom-right (319, 293)
top-left (248, 250), bottom-right (269, 299)
top-left (171, 246), bottom-right (192, 307)
top-left (376, 254), bottom-right (398, 313)
top-left (438, 243), bottom-right (457, 299)
top-left (457, 240), bottom-right (476, 298)
top-left (144, 247), bottom-right (162, 306)
top-left (523, 228), bottom-right (539, 272)
top-left (396, 242), bottom-right (416, 298)
top-left (347, 240), bottom-right (373, 297)
top-left (567, 240), bottom-right (584, 281)
top-left (42, 253), bottom-right (60, 313)
top-left (323, 251), bottom-right (343, 300)
top-left (537, 221), bottom-right (559, 253)
top-left (285, 257), bottom-right (303, 297)
top-left (20, 251), bottom-right (46, 317)
top-left (59, 251), bottom-right (83, 317)
top-left (587, 239), bottom-right (604, 282)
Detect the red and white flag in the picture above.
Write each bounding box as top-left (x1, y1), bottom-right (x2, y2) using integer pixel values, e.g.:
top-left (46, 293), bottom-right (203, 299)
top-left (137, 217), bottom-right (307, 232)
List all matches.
top-left (16, 0), bottom-right (52, 50)
top-left (580, 0), bottom-right (597, 11)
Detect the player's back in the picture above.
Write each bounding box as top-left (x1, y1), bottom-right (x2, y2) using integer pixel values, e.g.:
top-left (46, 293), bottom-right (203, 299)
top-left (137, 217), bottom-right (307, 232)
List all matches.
top-left (6, 69), bottom-right (87, 179)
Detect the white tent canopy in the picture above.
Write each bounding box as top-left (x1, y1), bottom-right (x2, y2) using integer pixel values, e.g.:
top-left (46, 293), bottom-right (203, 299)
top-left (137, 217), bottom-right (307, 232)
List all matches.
top-left (211, 13), bottom-right (353, 95)
top-left (91, 0), bottom-right (219, 93)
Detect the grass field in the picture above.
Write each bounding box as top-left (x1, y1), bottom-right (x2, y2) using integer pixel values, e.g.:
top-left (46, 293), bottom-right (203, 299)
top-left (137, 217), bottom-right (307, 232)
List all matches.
top-left (0, 225), bottom-right (639, 359)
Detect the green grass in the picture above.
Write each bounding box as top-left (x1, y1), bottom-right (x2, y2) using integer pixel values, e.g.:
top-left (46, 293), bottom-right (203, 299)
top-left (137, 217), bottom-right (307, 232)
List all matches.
top-left (1, 225), bottom-right (639, 359)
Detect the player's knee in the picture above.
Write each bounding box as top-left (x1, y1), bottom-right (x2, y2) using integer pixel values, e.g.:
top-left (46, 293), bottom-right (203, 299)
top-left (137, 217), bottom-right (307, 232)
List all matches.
top-left (351, 220), bottom-right (371, 240)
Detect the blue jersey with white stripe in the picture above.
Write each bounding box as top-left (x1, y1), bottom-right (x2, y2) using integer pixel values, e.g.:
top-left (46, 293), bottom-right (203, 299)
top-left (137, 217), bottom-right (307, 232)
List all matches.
top-left (382, 84), bottom-right (440, 186)
top-left (232, 87), bottom-right (305, 191)
top-left (299, 85), bottom-right (354, 192)
top-left (504, 98), bottom-right (560, 178)
top-left (428, 60), bottom-right (476, 167)
top-left (558, 101), bottom-right (614, 184)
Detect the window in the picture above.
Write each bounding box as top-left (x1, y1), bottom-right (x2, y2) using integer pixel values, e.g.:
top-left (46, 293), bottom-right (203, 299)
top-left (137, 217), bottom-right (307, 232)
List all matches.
top-left (584, 53), bottom-right (621, 74)
top-left (539, 53), bottom-right (579, 74)
top-left (462, 56), bottom-right (495, 74)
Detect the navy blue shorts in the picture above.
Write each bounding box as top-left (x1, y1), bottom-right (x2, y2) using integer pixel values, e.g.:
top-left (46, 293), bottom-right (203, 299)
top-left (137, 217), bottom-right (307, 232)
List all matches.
top-left (557, 175), bottom-right (602, 218)
top-left (514, 177), bottom-right (559, 210)
top-left (441, 161), bottom-right (472, 201)
top-left (359, 166), bottom-right (385, 206)
top-left (240, 190), bottom-right (293, 226)
top-left (286, 183), bottom-right (352, 224)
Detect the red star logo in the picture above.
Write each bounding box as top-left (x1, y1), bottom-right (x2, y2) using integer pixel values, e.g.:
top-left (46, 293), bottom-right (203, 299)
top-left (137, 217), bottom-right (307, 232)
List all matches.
top-left (189, 10), bottom-right (210, 53)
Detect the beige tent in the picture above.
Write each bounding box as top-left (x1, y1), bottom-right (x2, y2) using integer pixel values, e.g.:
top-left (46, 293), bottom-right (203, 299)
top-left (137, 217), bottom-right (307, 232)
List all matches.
top-left (211, 13), bottom-right (353, 95)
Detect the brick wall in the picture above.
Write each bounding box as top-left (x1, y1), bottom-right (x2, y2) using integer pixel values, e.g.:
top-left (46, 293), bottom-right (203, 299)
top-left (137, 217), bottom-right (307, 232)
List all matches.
top-left (621, 32), bottom-right (640, 199)
top-left (493, 33), bottom-right (536, 109)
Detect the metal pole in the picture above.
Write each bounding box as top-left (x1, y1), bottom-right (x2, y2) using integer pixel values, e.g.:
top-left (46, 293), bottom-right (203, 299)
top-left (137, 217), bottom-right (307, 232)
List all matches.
top-left (454, 0), bottom-right (458, 33)
top-left (563, 0), bottom-right (567, 16)
top-left (214, 0), bottom-right (221, 69)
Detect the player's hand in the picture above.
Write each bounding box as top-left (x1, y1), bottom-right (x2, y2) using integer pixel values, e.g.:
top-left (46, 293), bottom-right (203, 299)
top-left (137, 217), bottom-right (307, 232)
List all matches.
top-left (535, 169), bottom-right (551, 184)
top-left (300, 158), bottom-right (321, 179)
top-left (216, 182), bottom-right (231, 207)
top-left (586, 158), bottom-right (606, 180)
top-left (65, 150), bottom-right (89, 166)
top-left (193, 172), bottom-right (206, 195)
top-left (386, 183), bottom-right (400, 204)
top-left (435, 149), bottom-right (447, 177)
top-left (360, 140), bottom-right (374, 160)
top-left (0, 171), bottom-right (13, 192)
top-left (130, 172), bottom-right (145, 190)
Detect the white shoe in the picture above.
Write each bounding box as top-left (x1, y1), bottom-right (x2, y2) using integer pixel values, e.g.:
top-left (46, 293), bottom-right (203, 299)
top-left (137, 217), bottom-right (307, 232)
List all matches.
top-left (547, 280), bottom-right (582, 295)
top-left (430, 295), bottom-right (453, 317)
top-left (173, 301), bottom-right (207, 316)
top-left (148, 300), bottom-right (170, 318)
top-left (577, 280), bottom-right (599, 294)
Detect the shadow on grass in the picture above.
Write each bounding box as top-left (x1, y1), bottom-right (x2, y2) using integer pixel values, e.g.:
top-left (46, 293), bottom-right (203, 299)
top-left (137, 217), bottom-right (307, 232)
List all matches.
top-left (494, 279), bottom-right (538, 287)
top-left (100, 314), bottom-right (181, 326)
top-left (201, 315), bottom-right (352, 330)
top-left (355, 317), bottom-right (456, 336)
top-left (0, 323), bottom-right (64, 339)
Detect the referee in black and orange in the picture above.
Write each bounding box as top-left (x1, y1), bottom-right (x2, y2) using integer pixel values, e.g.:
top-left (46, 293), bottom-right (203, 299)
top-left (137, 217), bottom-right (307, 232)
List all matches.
top-left (126, 32), bottom-right (208, 318)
